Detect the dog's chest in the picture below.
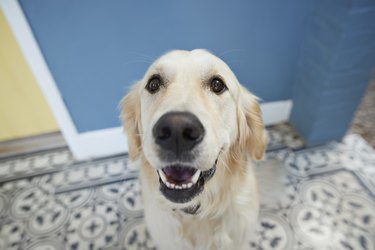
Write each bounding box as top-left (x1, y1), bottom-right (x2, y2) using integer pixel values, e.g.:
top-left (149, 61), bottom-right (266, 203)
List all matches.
top-left (176, 209), bottom-right (252, 250)
top-left (180, 216), bottom-right (219, 248)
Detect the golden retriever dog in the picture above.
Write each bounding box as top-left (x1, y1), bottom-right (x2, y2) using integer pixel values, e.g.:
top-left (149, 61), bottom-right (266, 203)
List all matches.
top-left (121, 49), bottom-right (267, 250)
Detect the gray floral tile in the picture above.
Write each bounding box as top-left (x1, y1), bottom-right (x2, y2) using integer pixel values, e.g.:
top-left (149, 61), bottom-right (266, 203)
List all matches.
top-left (65, 202), bottom-right (120, 249)
top-left (267, 123), bottom-right (305, 151)
top-left (0, 126), bottom-right (374, 250)
top-left (120, 218), bottom-right (157, 250)
top-left (0, 148), bottom-right (73, 183)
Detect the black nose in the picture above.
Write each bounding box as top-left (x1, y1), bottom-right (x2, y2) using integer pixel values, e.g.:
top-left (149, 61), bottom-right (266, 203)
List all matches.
top-left (153, 112), bottom-right (205, 155)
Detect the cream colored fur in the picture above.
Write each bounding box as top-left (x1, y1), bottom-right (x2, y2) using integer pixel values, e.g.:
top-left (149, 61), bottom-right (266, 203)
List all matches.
top-left (121, 49), bottom-right (267, 250)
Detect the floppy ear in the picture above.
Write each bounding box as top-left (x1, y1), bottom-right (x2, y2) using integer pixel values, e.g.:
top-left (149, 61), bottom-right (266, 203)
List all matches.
top-left (121, 85), bottom-right (142, 161)
top-left (237, 86), bottom-right (268, 160)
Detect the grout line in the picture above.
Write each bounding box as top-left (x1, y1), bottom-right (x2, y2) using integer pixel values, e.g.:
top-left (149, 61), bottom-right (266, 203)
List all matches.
top-left (55, 174), bottom-right (138, 194)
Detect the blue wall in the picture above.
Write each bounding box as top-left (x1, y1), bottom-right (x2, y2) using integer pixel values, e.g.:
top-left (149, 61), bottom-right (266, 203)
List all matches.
top-left (20, 0), bottom-right (314, 133)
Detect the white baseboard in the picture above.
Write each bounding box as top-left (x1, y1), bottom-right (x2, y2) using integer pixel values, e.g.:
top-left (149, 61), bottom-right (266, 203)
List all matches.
top-left (71, 127), bottom-right (127, 160)
top-left (261, 100), bottom-right (293, 126)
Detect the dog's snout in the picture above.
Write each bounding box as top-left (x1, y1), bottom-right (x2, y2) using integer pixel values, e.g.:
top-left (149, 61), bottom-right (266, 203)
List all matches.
top-left (153, 112), bottom-right (205, 155)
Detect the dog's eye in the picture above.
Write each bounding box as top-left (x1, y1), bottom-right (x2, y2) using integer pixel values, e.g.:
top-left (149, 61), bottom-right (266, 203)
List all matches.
top-left (210, 78), bottom-right (227, 94)
top-left (146, 76), bottom-right (162, 93)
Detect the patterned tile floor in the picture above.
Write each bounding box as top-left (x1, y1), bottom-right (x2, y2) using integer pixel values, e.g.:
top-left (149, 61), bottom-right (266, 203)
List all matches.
top-left (0, 124), bottom-right (374, 250)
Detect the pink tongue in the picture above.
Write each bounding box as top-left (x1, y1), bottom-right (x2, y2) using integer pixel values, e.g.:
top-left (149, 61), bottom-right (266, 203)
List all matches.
top-left (163, 166), bottom-right (196, 183)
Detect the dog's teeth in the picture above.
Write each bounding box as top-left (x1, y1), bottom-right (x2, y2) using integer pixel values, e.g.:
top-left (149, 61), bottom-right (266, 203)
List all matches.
top-left (160, 169), bottom-right (198, 189)
top-left (158, 170), bottom-right (167, 184)
top-left (191, 170), bottom-right (201, 184)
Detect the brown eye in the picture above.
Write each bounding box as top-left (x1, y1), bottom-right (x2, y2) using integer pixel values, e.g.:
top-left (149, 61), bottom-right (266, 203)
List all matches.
top-left (146, 75), bottom-right (162, 93)
top-left (210, 78), bottom-right (227, 94)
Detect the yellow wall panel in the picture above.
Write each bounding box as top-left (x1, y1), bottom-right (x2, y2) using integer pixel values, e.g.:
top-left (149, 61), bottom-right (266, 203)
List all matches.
top-left (0, 10), bottom-right (59, 141)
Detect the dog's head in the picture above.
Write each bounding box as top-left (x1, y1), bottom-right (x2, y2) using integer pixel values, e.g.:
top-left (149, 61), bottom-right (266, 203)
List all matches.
top-left (122, 49), bottom-right (266, 208)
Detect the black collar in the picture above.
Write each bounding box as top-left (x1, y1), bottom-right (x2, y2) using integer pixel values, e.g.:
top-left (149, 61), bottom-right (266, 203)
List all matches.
top-left (181, 204), bottom-right (201, 215)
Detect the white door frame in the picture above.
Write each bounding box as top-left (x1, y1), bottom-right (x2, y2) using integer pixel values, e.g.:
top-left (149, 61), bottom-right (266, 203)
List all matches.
top-left (1, 0), bottom-right (292, 160)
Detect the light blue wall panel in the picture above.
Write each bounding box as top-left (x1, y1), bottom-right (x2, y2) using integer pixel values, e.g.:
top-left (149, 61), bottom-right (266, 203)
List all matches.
top-left (19, 0), bottom-right (314, 132)
top-left (290, 0), bottom-right (375, 146)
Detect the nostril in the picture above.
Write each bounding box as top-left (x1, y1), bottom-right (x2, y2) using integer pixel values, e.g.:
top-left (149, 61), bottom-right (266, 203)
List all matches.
top-left (157, 127), bottom-right (172, 140)
top-left (183, 128), bottom-right (200, 141)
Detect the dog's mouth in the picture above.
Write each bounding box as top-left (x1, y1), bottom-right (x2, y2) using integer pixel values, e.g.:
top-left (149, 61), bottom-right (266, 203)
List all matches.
top-left (157, 161), bottom-right (217, 204)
